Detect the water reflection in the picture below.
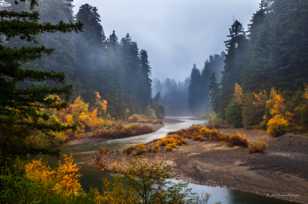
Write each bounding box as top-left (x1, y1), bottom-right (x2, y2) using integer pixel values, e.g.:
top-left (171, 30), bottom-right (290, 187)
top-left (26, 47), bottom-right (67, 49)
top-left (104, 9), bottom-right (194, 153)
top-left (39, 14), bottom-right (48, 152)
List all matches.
top-left (184, 182), bottom-right (297, 204)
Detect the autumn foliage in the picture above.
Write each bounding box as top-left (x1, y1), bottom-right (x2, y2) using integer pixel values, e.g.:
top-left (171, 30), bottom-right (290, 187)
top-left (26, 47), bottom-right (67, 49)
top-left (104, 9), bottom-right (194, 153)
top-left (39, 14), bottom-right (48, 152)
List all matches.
top-left (220, 84), bottom-right (308, 136)
top-left (25, 155), bottom-right (82, 197)
top-left (54, 93), bottom-right (112, 140)
top-left (123, 125), bottom-right (268, 155)
top-left (265, 89), bottom-right (289, 137)
top-left (51, 93), bottom-right (155, 141)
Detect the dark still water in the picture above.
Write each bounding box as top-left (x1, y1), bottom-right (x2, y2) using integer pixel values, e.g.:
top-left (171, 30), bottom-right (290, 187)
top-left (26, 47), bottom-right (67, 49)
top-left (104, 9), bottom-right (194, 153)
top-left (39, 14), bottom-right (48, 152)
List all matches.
top-left (184, 181), bottom-right (297, 204)
top-left (64, 117), bottom-right (298, 204)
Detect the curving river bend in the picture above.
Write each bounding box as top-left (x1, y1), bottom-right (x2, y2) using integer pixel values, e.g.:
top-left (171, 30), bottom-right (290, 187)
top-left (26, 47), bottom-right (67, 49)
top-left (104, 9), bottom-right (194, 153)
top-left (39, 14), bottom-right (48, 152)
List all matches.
top-left (62, 117), bottom-right (296, 204)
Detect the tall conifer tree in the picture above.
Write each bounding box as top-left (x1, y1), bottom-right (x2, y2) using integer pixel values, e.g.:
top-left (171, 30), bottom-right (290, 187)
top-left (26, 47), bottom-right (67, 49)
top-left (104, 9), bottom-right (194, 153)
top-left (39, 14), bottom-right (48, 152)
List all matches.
top-left (0, 0), bottom-right (81, 157)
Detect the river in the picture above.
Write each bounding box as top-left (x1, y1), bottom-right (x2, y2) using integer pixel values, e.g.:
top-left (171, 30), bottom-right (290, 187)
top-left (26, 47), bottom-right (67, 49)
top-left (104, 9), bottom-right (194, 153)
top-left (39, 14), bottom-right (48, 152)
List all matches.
top-left (62, 117), bottom-right (297, 204)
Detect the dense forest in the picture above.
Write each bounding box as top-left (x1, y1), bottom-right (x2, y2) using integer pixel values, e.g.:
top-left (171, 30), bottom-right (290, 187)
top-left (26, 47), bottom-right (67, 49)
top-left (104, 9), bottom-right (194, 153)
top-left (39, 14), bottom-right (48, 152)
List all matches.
top-left (187, 0), bottom-right (308, 132)
top-left (188, 53), bottom-right (225, 115)
top-left (1, 0), bottom-right (308, 203)
top-left (13, 0), bottom-right (156, 119)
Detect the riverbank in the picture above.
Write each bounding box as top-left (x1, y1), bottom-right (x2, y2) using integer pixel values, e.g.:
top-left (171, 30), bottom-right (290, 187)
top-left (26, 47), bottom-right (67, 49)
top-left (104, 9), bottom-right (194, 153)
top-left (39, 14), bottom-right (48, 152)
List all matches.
top-left (66, 122), bottom-right (163, 146)
top-left (95, 126), bottom-right (308, 204)
top-left (170, 130), bottom-right (308, 204)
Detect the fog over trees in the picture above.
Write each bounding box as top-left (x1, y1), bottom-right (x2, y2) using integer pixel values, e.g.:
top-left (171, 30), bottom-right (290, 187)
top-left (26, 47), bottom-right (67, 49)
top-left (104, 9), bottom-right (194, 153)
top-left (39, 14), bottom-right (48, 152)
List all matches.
top-left (1, 0), bottom-right (308, 203)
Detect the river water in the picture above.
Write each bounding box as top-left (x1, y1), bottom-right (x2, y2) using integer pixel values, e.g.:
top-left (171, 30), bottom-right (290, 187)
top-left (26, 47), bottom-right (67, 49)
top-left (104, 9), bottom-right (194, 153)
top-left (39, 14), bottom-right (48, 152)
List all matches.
top-left (63, 117), bottom-right (297, 204)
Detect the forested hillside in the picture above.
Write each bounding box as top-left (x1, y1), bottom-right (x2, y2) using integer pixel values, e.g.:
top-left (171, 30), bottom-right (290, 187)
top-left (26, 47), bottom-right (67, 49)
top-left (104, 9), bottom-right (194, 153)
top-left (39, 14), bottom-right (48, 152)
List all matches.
top-left (17, 0), bottom-right (154, 119)
top-left (187, 0), bottom-right (308, 133)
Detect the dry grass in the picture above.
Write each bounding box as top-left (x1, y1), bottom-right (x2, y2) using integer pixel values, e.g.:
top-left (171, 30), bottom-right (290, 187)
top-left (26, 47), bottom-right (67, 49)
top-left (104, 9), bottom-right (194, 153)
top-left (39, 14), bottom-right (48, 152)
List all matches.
top-left (227, 132), bottom-right (249, 147)
top-left (127, 114), bottom-right (161, 124)
top-left (94, 124), bottom-right (154, 139)
top-left (248, 139), bottom-right (268, 153)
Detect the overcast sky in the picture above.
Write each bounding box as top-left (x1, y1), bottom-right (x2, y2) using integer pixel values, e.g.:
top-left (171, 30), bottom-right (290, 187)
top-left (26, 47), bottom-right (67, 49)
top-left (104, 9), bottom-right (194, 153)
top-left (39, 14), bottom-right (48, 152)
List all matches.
top-left (74, 0), bottom-right (259, 81)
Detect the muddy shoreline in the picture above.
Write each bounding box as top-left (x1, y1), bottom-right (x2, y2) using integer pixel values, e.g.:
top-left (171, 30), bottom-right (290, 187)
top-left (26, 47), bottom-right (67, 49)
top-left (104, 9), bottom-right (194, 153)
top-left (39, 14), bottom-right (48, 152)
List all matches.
top-left (80, 119), bottom-right (308, 204)
top-left (151, 130), bottom-right (308, 204)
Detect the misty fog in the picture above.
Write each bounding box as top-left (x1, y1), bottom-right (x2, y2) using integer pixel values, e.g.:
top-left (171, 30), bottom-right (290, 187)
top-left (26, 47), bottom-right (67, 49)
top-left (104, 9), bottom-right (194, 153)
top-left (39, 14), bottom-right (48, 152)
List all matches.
top-left (74, 0), bottom-right (259, 81)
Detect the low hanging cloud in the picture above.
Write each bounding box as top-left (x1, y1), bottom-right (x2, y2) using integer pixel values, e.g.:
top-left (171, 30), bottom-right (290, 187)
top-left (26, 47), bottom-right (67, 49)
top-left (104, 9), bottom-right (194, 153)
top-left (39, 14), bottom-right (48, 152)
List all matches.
top-left (74, 0), bottom-right (259, 80)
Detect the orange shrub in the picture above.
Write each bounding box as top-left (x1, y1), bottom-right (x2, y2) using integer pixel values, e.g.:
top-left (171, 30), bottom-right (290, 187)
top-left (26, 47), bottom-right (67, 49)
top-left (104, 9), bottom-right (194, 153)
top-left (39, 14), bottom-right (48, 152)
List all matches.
top-left (25, 159), bottom-right (54, 186)
top-left (165, 143), bottom-right (177, 152)
top-left (267, 115), bottom-right (289, 137)
top-left (53, 155), bottom-right (82, 197)
top-left (157, 135), bottom-right (186, 147)
top-left (25, 155), bottom-right (82, 197)
top-left (227, 132), bottom-right (249, 147)
top-left (266, 89), bottom-right (286, 117)
top-left (248, 139), bottom-right (268, 153)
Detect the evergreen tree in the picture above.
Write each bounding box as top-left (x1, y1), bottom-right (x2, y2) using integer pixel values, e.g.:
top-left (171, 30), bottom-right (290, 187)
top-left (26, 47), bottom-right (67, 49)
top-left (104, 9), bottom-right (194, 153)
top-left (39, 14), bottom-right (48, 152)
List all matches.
top-left (36, 0), bottom-right (77, 82)
top-left (209, 73), bottom-right (220, 113)
top-left (188, 64), bottom-right (203, 115)
top-left (76, 4), bottom-right (105, 46)
top-left (0, 0), bottom-right (81, 157)
top-left (220, 20), bottom-right (248, 116)
top-left (75, 3), bottom-right (106, 101)
top-left (243, 0), bottom-right (272, 91)
top-left (140, 49), bottom-right (152, 109)
top-left (270, 0), bottom-right (308, 90)
top-left (120, 33), bottom-right (142, 113)
top-left (200, 61), bottom-right (211, 113)
top-left (108, 30), bottom-right (119, 48)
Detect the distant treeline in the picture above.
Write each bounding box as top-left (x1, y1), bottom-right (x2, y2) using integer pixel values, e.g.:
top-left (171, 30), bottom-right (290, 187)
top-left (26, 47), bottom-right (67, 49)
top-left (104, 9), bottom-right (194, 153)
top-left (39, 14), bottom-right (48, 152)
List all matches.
top-left (10, 0), bottom-right (154, 119)
top-left (188, 0), bottom-right (308, 118)
top-left (188, 53), bottom-right (225, 115)
top-left (153, 78), bottom-right (190, 116)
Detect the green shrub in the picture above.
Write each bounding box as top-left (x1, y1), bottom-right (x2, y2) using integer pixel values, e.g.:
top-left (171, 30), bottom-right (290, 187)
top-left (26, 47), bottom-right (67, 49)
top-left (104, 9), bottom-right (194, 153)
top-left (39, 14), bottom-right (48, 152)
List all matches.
top-left (225, 100), bottom-right (243, 128)
top-left (207, 112), bottom-right (224, 128)
top-left (242, 92), bottom-right (267, 129)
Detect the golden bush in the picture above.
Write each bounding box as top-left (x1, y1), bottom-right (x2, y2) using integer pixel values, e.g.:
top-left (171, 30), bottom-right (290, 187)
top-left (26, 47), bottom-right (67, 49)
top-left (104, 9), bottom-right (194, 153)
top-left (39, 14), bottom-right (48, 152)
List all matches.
top-left (25, 155), bottom-right (82, 198)
top-left (227, 132), bottom-right (249, 147)
top-left (53, 155), bottom-right (82, 197)
top-left (267, 114), bottom-right (289, 137)
top-left (266, 89), bottom-right (285, 116)
top-left (248, 139), bottom-right (268, 153)
top-left (25, 159), bottom-right (55, 186)
top-left (52, 94), bottom-right (114, 140)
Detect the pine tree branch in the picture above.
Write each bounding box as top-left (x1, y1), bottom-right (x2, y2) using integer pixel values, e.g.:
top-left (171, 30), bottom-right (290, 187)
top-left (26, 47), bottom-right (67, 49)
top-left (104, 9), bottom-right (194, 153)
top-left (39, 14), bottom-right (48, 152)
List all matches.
top-left (0, 67), bottom-right (65, 81)
top-left (0, 46), bottom-right (53, 62)
top-left (0, 11), bottom-right (39, 20)
top-left (0, 20), bottom-right (82, 39)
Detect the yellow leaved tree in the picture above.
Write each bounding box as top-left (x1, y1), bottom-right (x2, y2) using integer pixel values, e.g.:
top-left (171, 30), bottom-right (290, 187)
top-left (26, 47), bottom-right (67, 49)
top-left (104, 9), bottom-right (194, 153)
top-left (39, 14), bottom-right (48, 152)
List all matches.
top-left (54, 93), bottom-right (112, 140)
top-left (266, 89), bottom-right (289, 136)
